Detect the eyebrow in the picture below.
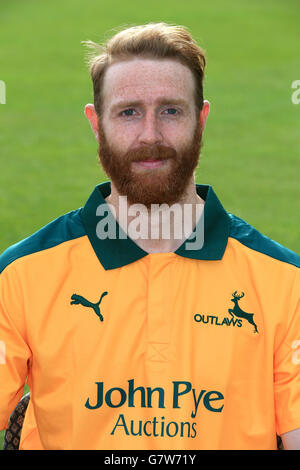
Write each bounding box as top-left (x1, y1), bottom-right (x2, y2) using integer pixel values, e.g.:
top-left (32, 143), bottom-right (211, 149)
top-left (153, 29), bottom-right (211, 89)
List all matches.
top-left (110, 98), bottom-right (189, 113)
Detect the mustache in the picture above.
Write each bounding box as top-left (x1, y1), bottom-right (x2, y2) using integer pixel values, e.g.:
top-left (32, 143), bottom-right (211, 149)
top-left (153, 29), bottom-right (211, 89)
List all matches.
top-left (122, 144), bottom-right (177, 163)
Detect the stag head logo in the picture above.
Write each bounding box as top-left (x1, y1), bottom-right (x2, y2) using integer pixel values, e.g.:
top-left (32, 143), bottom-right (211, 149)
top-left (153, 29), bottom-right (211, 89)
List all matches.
top-left (228, 291), bottom-right (259, 334)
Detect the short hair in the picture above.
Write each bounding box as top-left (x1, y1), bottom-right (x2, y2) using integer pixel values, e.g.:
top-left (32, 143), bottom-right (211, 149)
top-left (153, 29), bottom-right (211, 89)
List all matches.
top-left (82, 22), bottom-right (206, 118)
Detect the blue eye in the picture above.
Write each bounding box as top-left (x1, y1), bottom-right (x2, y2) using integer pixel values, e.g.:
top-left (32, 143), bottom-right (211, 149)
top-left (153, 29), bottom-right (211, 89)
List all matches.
top-left (120, 107), bottom-right (179, 117)
top-left (121, 109), bottom-right (136, 117)
top-left (165, 108), bottom-right (178, 115)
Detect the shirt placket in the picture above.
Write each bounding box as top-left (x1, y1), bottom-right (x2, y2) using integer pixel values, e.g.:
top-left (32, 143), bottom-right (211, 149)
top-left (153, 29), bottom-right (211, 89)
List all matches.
top-left (146, 254), bottom-right (174, 369)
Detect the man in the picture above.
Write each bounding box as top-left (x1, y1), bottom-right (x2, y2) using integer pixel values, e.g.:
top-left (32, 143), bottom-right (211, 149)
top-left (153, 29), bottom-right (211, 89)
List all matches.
top-left (0, 22), bottom-right (300, 450)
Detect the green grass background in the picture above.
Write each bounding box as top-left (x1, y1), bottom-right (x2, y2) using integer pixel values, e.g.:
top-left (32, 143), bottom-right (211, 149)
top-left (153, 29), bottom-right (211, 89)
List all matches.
top-left (0, 0), bottom-right (299, 449)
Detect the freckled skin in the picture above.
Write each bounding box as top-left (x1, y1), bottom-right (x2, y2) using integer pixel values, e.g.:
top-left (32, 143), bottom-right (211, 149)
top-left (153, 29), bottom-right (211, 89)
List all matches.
top-left (84, 58), bottom-right (210, 252)
top-left (101, 58), bottom-right (199, 155)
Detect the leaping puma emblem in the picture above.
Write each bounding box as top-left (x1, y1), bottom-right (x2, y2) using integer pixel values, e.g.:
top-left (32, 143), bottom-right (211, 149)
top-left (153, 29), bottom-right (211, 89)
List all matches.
top-left (70, 291), bottom-right (108, 322)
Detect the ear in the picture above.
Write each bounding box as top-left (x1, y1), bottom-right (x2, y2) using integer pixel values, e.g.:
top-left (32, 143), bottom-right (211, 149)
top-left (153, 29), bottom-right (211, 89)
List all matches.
top-left (199, 100), bottom-right (210, 130)
top-left (84, 104), bottom-right (99, 142)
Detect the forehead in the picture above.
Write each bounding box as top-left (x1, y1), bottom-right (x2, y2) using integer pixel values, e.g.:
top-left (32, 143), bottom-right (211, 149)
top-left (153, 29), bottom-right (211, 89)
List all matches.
top-left (102, 58), bottom-right (196, 109)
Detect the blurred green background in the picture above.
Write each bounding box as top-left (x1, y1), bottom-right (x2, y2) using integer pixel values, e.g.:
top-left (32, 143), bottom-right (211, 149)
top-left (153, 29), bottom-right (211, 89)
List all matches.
top-left (0, 0), bottom-right (299, 449)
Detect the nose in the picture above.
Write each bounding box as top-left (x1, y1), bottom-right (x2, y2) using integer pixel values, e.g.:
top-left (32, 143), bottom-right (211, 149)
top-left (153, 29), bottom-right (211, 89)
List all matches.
top-left (138, 112), bottom-right (163, 146)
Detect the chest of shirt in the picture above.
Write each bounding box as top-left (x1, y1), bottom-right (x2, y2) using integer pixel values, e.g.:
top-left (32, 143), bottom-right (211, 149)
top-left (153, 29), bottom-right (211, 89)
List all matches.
top-left (22, 251), bottom-right (281, 390)
top-left (17, 249), bottom-right (287, 449)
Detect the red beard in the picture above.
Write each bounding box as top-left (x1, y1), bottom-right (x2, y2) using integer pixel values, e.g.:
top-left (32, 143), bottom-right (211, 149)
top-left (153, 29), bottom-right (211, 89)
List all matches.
top-left (97, 121), bottom-right (203, 208)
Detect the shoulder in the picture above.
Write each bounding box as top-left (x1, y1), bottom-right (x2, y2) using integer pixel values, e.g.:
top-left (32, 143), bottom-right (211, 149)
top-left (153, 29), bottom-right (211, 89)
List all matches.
top-left (228, 213), bottom-right (300, 269)
top-left (0, 208), bottom-right (85, 274)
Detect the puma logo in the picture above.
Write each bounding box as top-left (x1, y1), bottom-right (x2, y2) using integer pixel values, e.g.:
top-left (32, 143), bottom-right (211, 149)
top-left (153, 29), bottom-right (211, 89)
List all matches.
top-left (70, 291), bottom-right (108, 322)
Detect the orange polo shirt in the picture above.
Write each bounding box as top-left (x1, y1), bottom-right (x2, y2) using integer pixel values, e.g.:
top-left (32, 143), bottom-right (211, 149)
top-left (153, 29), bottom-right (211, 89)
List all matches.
top-left (0, 182), bottom-right (299, 450)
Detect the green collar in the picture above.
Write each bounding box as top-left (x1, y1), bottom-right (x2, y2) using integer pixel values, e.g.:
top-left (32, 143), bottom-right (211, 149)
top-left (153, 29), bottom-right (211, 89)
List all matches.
top-left (80, 181), bottom-right (231, 270)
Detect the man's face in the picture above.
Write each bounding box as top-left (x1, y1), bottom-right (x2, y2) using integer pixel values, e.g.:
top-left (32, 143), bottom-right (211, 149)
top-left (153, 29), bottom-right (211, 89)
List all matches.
top-left (96, 58), bottom-right (207, 207)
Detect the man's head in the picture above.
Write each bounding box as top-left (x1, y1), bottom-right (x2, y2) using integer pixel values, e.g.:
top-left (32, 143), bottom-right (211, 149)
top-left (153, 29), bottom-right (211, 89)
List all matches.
top-left (84, 23), bottom-right (210, 207)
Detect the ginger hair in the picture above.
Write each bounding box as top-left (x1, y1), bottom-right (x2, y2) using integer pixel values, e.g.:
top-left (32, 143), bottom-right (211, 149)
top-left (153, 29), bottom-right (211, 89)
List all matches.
top-left (82, 22), bottom-right (206, 117)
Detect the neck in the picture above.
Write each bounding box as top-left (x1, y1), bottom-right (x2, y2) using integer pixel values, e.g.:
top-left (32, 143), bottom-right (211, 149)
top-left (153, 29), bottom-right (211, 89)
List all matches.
top-left (105, 179), bottom-right (205, 253)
